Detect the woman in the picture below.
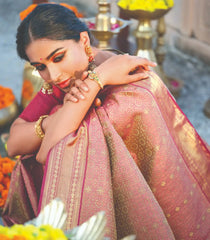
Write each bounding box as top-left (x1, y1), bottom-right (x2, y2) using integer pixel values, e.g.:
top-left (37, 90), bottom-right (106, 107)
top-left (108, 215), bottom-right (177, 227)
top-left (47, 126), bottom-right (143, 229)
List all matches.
top-left (3, 3), bottom-right (210, 240)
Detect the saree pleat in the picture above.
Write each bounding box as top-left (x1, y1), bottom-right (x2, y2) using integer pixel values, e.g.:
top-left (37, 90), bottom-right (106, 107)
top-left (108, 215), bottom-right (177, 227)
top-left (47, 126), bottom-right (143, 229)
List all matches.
top-left (38, 72), bottom-right (210, 239)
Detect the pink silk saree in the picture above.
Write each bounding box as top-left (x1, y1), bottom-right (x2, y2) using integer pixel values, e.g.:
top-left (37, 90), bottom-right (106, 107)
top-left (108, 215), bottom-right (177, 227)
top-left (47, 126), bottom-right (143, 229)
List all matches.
top-left (3, 72), bottom-right (210, 239)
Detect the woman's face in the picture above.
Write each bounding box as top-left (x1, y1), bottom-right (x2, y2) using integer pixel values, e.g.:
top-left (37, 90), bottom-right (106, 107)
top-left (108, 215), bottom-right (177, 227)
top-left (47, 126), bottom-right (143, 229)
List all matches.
top-left (26, 32), bottom-right (90, 93)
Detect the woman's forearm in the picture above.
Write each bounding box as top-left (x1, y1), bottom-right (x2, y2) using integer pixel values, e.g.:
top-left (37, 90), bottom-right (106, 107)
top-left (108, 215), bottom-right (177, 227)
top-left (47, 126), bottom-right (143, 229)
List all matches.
top-left (36, 78), bottom-right (101, 163)
top-left (7, 54), bottom-right (155, 161)
top-left (7, 77), bottom-right (99, 159)
top-left (7, 118), bottom-right (42, 157)
top-left (7, 70), bottom-right (101, 159)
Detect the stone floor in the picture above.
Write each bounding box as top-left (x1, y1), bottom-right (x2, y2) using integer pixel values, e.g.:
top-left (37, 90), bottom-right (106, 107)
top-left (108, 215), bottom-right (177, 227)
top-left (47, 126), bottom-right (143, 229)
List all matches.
top-left (164, 48), bottom-right (210, 144)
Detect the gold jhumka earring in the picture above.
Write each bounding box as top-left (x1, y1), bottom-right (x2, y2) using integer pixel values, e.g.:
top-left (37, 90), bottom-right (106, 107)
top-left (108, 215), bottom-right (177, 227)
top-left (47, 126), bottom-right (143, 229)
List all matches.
top-left (85, 45), bottom-right (96, 71)
top-left (41, 82), bottom-right (53, 94)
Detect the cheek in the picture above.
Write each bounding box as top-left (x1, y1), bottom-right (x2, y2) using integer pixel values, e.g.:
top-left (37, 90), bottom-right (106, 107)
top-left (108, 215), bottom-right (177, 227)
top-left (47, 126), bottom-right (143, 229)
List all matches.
top-left (38, 71), bottom-right (49, 82)
top-left (76, 55), bottom-right (89, 71)
top-left (64, 55), bottom-right (89, 73)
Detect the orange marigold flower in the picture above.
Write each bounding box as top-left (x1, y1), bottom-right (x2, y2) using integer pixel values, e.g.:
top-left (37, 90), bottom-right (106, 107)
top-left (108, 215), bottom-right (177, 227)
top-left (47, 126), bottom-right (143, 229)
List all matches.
top-left (19, 4), bottom-right (37, 21)
top-left (1, 189), bottom-right (8, 201)
top-left (3, 157), bottom-right (14, 163)
top-left (0, 183), bottom-right (4, 192)
top-left (0, 198), bottom-right (5, 207)
top-left (6, 181), bottom-right (11, 190)
top-left (60, 3), bottom-right (84, 18)
top-left (2, 162), bottom-right (13, 175)
top-left (13, 236), bottom-right (27, 240)
top-left (0, 86), bottom-right (15, 109)
top-left (0, 155), bottom-right (15, 210)
top-left (20, 3), bottom-right (83, 21)
top-left (2, 176), bottom-right (10, 186)
top-left (0, 235), bottom-right (10, 240)
top-left (0, 172), bottom-right (4, 182)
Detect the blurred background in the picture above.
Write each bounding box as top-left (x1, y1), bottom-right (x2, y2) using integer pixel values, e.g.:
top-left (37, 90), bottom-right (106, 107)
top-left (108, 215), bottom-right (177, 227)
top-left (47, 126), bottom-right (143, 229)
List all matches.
top-left (0, 0), bottom-right (209, 145)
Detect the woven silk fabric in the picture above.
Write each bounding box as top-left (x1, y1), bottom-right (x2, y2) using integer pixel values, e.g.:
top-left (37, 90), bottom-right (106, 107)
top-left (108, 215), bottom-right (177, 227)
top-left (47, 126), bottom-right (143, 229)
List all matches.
top-left (19, 85), bottom-right (65, 122)
top-left (38, 72), bottom-right (210, 239)
top-left (2, 155), bottom-right (43, 225)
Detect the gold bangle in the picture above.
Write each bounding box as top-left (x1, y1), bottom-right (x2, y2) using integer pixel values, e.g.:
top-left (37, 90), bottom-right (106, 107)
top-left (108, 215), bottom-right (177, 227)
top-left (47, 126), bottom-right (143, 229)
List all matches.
top-left (88, 70), bottom-right (103, 89)
top-left (35, 115), bottom-right (48, 139)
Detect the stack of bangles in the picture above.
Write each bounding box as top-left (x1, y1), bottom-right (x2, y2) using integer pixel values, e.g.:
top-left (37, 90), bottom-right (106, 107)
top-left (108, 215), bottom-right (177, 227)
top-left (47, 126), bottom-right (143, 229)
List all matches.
top-left (35, 115), bottom-right (48, 139)
top-left (88, 70), bottom-right (103, 89)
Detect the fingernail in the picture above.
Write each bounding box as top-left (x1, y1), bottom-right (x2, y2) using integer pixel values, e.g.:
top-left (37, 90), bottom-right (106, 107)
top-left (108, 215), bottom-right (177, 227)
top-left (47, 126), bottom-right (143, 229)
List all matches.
top-left (83, 87), bottom-right (88, 91)
top-left (80, 95), bottom-right (85, 99)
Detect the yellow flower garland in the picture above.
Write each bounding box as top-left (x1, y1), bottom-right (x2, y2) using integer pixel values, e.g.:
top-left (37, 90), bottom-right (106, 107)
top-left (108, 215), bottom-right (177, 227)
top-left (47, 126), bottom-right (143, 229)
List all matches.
top-left (0, 224), bottom-right (68, 240)
top-left (118, 0), bottom-right (174, 12)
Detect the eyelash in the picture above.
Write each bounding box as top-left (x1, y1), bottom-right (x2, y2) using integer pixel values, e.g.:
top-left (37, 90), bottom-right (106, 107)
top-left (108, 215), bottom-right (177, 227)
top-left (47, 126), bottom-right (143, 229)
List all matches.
top-left (52, 52), bottom-right (65, 63)
top-left (33, 52), bottom-right (65, 71)
top-left (35, 64), bottom-right (46, 71)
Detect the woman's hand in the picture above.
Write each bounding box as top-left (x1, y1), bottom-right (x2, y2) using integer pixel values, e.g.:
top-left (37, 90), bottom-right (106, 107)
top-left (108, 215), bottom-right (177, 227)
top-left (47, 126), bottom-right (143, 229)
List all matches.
top-left (36, 55), bottom-right (156, 164)
top-left (64, 55), bottom-right (156, 104)
top-left (64, 72), bottom-right (89, 103)
top-left (94, 54), bottom-right (156, 86)
top-left (64, 79), bottom-right (88, 103)
top-left (63, 78), bottom-right (101, 107)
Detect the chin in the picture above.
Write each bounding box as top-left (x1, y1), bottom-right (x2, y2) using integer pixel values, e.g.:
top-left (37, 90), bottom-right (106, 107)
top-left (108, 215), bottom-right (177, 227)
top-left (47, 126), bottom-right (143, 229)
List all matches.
top-left (56, 85), bottom-right (70, 93)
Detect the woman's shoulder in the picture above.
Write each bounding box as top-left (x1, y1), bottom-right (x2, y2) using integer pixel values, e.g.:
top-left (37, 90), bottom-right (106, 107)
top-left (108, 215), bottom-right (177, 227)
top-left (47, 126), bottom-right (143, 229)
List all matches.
top-left (101, 71), bottom-right (166, 99)
top-left (103, 48), bottom-right (125, 55)
top-left (94, 48), bottom-right (125, 67)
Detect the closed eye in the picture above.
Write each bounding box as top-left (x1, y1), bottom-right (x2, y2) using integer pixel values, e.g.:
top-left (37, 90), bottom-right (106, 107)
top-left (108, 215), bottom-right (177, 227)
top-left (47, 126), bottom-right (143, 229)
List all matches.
top-left (33, 64), bottom-right (46, 71)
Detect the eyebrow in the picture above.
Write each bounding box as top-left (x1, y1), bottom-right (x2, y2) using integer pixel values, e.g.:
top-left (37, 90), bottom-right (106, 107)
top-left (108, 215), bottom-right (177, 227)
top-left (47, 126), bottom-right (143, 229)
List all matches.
top-left (46, 47), bottom-right (64, 60)
top-left (30, 47), bottom-right (64, 65)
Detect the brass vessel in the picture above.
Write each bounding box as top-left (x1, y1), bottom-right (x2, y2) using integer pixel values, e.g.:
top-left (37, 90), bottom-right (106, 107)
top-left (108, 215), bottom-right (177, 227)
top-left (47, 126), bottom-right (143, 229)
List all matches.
top-left (21, 62), bottom-right (44, 109)
top-left (95, 0), bottom-right (111, 31)
top-left (119, 8), bottom-right (171, 20)
top-left (82, 0), bottom-right (130, 49)
top-left (89, 16), bottom-right (130, 49)
top-left (119, 8), bottom-right (171, 82)
top-left (117, 7), bottom-right (183, 97)
top-left (0, 101), bottom-right (19, 128)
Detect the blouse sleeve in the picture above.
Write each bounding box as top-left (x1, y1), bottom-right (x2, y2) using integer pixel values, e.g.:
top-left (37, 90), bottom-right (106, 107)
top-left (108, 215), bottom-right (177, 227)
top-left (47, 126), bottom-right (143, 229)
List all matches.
top-left (19, 85), bottom-right (65, 122)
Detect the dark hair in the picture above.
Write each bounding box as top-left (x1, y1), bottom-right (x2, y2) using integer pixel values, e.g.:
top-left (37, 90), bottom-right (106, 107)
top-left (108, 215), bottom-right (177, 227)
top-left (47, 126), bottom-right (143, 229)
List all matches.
top-left (16, 3), bottom-right (92, 61)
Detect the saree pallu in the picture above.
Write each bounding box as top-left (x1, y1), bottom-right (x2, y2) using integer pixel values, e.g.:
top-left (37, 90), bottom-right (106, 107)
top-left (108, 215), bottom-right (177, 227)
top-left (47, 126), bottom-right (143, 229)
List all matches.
top-left (3, 72), bottom-right (210, 239)
top-left (39, 72), bottom-right (210, 239)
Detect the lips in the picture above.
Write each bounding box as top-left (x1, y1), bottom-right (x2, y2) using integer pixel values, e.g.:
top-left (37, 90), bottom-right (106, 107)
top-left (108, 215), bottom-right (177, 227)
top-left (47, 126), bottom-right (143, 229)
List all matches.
top-left (57, 78), bottom-right (71, 89)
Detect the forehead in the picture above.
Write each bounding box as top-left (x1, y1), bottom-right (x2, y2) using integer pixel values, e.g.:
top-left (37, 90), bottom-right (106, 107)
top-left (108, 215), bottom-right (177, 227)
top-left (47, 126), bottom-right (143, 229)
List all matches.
top-left (26, 38), bottom-right (78, 61)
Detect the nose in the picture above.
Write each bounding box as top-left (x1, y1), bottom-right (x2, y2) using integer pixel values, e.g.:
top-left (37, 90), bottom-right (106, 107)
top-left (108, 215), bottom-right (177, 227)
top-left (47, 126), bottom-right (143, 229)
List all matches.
top-left (48, 65), bottom-right (62, 83)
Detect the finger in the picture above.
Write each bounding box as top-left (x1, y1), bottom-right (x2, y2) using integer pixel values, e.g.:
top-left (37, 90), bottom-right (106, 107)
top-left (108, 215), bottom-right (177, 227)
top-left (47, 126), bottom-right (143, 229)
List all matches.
top-left (71, 87), bottom-right (85, 100)
top-left (81, 71), bottom-right (88, 80)
top-left (74, 79), bottom-right (89, 92)
top-left (128, 72), bottom-right (149, 82)
top-left (126, 57), bottom-right (156, 73)
top-left (140, 65), bottom-right (150, 71)
top-left (64, 93), bottom-right (78, 103)
top-left (129, 66), bottom-right (150, 75)
top-left (132, 56), bottom-right (157, 67)
top-left (140, 58), bottom-right (157, 67)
